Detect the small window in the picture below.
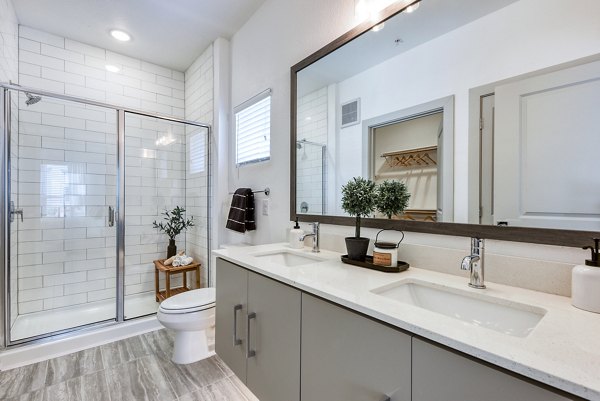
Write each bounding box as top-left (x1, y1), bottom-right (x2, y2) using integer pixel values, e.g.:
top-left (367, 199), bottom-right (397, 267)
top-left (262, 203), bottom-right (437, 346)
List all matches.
top-left (189, 132), bottom-right (205, 174)
top-left (235, 89), bottom-right (271, 166)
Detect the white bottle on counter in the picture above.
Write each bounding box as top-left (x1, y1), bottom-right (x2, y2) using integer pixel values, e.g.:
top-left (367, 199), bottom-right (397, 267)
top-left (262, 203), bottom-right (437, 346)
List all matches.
top-left (572, 238), bottom-right (600, 313)
top-left (288, 218), bottom-right (304, 249)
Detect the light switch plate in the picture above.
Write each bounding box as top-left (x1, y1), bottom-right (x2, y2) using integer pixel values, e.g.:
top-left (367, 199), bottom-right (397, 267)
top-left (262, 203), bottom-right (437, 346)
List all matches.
top-left (262, 199), bottom-right (270, 216)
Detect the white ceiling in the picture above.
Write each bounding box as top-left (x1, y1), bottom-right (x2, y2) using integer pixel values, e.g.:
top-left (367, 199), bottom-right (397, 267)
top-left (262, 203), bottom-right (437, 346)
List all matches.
top-left (13, 0), bottom-right (266, 71)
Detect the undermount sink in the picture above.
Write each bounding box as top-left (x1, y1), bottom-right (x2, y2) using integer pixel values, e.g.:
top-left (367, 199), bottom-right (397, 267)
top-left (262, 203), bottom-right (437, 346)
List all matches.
top-left (252, 250), bottom-right (325, 267)
top-left (371, 279), bottom-right (546, 337)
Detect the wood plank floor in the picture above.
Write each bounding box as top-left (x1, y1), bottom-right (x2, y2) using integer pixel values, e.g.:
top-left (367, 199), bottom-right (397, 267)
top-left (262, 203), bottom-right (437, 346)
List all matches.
top-left (0, 329), bottom-right (258, 401)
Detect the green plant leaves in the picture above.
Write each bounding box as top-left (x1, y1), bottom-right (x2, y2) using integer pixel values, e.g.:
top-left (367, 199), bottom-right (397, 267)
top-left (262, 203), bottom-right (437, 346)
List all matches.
top-left (152, 206), bottom-right (195, 240)
top-left (375, 180), bottom-right (411, 219)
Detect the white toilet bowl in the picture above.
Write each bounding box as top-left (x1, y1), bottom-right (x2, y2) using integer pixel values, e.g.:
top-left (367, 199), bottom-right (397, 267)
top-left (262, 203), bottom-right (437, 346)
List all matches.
top-left (157, 288), bottom-right (215, 364)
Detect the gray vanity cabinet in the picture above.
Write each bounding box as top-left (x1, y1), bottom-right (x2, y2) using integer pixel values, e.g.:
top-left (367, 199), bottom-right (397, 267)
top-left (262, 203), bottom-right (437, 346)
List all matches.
top-left (301, 293), bottom-right (412, 401)
top-left (411, 338), bottom-right (571, 401)
top-left (215, 258), bottom-right (248, 380)
top-left (215, 258), bottom-right (301, 401)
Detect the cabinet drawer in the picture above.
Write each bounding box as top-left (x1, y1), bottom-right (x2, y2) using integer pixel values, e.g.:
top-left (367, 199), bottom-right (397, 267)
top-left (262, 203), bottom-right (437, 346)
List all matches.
top-left (301, 293), bottom-right (411, 401)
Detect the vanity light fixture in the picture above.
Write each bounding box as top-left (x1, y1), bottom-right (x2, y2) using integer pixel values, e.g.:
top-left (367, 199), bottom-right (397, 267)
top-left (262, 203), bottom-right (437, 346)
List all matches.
top-left (110, 29), bottom-right (131, 42)
top-left (405, 1), bottom-right (420, 13)
top-left (105, 64), bottom-right (120, 73)
top-left (372, 22), bottom-right (385, 32)
top-left (355, 0), bottom-right (398, 23)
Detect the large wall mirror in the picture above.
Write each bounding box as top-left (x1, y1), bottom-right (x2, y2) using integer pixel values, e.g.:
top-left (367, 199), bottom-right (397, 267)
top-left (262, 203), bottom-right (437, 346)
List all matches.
top-left (290, 0), bottom-right (600, 246)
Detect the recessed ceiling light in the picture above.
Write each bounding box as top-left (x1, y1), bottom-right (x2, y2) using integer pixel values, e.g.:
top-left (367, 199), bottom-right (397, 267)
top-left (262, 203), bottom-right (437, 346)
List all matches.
top-left (110, 29), bottom-right (131, 42)
top-left (105, 64), bottom-right (120, 73)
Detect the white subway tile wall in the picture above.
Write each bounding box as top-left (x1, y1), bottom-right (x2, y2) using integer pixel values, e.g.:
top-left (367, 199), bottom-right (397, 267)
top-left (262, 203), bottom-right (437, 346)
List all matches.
top-left (184, 45), bottom-right (213, 287)
top-left (14, 26), bottom-right (211, 318)
top-left (124, 114), bottom-right (192, 318)
top-left (15, 94), bottom-right (119, 316)
top-left (296, 87), bottom-right (328, 215)
top-left (18, 26), bottom-right (185, 117)
top-left (1, 0), bottom-right (19, 328)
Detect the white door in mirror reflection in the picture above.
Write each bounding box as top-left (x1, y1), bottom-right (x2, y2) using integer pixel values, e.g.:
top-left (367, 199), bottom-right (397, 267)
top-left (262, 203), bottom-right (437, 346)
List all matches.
top-left (494, 60), bottom-right (600, 230)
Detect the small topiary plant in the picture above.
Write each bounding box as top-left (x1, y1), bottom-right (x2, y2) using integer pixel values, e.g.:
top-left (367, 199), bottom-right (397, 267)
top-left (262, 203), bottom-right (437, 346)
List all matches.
top-left (375, 180), bottom-right (411, 219)
top-left (341, 177), bottom-right (377, 238)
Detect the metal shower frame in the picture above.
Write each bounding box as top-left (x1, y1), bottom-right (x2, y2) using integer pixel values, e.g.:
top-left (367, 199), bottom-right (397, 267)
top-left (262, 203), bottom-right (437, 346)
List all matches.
top-left (0, 82), bottom-right (212, 348)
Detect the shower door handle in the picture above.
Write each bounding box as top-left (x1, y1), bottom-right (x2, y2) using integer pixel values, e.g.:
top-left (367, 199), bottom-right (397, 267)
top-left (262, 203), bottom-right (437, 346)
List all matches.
top-left (108, 206), bottom-right (115, 227)
top-left (10, 201), bottom-right (23, 223)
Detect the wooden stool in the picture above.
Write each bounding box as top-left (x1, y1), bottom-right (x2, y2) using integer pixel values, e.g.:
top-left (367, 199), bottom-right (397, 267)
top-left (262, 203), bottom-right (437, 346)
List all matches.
top-left (154, 259), bottom-right (202, 302)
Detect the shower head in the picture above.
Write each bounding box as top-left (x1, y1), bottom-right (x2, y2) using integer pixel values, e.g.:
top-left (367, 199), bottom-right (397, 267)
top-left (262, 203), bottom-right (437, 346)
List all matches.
top-left (296, 142), bottom-right (302, 149)
top-left (25, 92), bottom-right (42, 106)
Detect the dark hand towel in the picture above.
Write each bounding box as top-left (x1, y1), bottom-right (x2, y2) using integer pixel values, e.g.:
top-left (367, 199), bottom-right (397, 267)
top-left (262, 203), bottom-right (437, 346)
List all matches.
top-left (226, 188), bottom-right (256, 233)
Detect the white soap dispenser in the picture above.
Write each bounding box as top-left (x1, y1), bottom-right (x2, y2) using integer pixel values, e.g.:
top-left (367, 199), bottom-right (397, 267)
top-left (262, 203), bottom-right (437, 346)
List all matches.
top-left (572, 238), bottom-right (600, 313)
top-left (288, 218), bottom-right (304, 249)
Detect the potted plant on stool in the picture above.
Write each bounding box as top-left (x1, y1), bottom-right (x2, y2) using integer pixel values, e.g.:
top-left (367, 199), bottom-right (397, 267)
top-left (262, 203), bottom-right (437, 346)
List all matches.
top-left (153, 206), bottom-right (195, 258)
top-left (341, 177), bottom-right (376, 261)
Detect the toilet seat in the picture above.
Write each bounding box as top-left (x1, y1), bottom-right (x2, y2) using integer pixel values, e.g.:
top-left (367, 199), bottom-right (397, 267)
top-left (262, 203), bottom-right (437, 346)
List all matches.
top-left (159, 288), bottom-right (215, 315)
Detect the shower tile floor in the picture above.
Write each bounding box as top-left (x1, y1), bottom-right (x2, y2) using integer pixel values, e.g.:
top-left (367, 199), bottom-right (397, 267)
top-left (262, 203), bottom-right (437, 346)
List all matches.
top-left (0, 329), bottom-right (258, 401)
top-left (11, 293), bottom-right (159, 341)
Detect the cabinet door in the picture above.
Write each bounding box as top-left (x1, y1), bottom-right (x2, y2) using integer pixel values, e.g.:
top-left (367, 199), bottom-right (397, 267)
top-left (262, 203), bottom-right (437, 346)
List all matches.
top-left (412, 338), bottom-right (572, 401)
top-left (301, 294), bottom-right (412, 401)
top-left (246, 272), bottom-right (301, 401)
top-left (215, 258), bottom-right (248, 381)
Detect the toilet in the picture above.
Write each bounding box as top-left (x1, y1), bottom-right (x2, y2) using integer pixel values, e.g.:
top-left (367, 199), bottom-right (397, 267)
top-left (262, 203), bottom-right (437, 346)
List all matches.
top-left (156, 287), bottom-right (216, 364)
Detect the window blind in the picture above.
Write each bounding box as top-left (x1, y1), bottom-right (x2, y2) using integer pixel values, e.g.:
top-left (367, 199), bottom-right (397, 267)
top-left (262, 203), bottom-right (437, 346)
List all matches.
top-left (235, 92), bottom-right (271, 166)
top-left (189, 132), bottom-right (205, 174)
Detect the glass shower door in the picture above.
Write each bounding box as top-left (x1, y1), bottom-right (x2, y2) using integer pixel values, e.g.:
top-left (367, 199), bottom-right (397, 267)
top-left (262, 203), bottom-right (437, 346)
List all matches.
top-left (123, 112), bottom-right (209, 319)
top-left (8, 90), bottom-right (118, 342)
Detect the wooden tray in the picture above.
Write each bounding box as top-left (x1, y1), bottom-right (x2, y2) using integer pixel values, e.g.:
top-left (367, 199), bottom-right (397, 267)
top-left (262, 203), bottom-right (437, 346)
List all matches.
top-left (340, 255), bottom-right (409, 273)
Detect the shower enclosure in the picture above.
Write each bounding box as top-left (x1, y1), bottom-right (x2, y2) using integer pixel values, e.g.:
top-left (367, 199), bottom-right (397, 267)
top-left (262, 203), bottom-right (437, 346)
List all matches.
top-left (0, 83), bottom-right (211, 346)
top-left (295, 139), bottom-right (326, 215)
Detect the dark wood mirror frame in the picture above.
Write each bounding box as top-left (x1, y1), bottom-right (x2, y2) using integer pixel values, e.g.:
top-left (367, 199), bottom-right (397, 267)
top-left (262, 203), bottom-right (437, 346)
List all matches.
top-left (289, 0), bottom-right (599, 248)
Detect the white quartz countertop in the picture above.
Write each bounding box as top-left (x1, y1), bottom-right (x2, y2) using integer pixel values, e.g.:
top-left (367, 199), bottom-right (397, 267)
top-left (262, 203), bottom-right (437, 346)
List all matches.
top-left (213, 243), bottom-right (600, 400)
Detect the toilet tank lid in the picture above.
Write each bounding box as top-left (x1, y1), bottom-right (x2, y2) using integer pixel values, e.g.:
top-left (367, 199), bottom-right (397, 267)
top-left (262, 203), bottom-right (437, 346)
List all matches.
top-left (161, 288), bottom-right (216, 310)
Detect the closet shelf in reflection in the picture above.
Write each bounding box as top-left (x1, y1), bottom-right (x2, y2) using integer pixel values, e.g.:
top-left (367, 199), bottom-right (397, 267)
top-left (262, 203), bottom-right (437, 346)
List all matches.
top-left (381, 145), bottom-right (437, 168)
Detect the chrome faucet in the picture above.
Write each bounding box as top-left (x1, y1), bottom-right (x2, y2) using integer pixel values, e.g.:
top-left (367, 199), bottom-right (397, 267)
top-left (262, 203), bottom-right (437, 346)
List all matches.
top-left (299, 222), bottom-right (320, 253)
top-left (461, 238), bottom-right (485, 289)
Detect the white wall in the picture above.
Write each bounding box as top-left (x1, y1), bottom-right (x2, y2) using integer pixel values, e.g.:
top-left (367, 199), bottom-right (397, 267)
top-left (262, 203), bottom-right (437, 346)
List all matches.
top-left (227, 0), bottom-right (599, 280)
top-left (226, 0), bottom-right (355, 245)
top-left (0, 0), bottom-right (18, 84)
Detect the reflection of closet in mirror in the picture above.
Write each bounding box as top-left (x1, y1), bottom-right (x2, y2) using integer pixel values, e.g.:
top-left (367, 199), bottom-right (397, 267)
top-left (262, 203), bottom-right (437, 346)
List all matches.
top-left (372, 112), bottom-right (442, 221)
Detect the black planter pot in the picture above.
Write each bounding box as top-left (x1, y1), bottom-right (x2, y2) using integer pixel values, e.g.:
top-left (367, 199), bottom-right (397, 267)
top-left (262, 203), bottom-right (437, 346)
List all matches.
top-left (345, 237), bottom-right (370, 261)
top-left (167, 239), bottom-right (177, 258)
